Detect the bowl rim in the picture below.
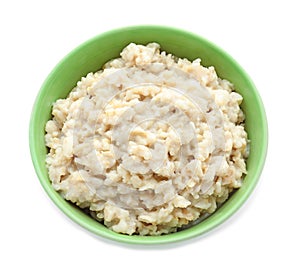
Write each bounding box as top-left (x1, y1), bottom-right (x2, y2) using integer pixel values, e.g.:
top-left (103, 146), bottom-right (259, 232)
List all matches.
top-left (29, 25), bottom-right (268, 245)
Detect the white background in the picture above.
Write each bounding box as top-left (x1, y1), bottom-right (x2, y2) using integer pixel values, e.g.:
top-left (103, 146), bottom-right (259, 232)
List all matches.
top-left (1, 0), bottom-right (299, 271)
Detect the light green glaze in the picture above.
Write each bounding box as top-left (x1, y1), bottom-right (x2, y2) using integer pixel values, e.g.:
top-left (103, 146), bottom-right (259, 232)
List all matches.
top-left (29, 25), bottom-right (268, 245)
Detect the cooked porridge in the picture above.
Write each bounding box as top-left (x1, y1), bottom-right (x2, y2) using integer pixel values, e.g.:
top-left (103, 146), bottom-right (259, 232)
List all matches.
top-left (45, 43), bottom-right (248, 235)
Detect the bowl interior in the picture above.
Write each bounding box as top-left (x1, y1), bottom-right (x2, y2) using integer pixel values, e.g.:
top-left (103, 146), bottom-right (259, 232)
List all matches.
top-left (30, 26), bottom-right (267, 244)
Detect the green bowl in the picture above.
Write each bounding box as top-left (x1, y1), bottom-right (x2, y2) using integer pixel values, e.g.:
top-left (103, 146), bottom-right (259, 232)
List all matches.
top-left (29, 25), bottom-right (268, 245)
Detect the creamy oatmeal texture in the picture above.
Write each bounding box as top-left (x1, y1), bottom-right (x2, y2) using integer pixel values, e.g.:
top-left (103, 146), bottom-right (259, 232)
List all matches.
top-left (45, 43), bottom-right (248, 235)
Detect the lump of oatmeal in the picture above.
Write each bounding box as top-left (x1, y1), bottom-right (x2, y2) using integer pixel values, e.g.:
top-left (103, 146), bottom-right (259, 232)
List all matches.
top-left (45, 43), bottom-right (248, 235)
